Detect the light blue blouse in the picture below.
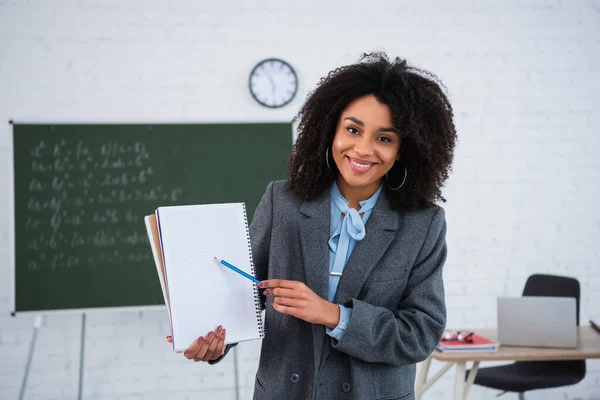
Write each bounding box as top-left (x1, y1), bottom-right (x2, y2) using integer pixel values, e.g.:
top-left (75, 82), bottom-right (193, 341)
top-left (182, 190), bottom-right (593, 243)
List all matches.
top-left (325, 182), bottom-right (382, 340)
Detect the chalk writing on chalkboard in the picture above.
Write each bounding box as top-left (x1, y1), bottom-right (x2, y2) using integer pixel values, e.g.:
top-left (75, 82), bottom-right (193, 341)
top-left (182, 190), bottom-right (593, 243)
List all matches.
top-left (23, 138), bottom-right (184, 272)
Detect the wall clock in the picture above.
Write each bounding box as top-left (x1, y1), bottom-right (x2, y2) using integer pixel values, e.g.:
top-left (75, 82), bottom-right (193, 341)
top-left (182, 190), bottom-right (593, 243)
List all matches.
top-left (249, 58), bottom-right (298, 108)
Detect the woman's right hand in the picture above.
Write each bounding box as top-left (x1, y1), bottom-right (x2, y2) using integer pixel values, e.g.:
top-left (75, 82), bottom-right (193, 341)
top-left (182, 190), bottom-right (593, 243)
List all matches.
top-left (166, 325), bottom-right (227, 362)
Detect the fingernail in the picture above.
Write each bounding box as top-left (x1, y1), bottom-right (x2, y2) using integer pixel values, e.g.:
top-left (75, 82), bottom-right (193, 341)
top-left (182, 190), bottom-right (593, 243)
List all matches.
top-left (207, 332), bottom-right (214, 339)
top-left (257, 282), bottom-right (265, 288)
top-left (197, 336), bottom-right (204, 344)
top-left (217, 325), bottom-right (222, 333)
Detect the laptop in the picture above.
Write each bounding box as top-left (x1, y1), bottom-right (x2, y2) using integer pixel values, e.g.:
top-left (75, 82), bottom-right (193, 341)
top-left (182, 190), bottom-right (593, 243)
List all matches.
top-left (497, 296), bottom-right (577, 348)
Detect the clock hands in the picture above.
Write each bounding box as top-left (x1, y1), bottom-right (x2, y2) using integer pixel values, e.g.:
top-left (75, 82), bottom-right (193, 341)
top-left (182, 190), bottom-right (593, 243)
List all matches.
top-left (267, 75), bottom-right (276, 96)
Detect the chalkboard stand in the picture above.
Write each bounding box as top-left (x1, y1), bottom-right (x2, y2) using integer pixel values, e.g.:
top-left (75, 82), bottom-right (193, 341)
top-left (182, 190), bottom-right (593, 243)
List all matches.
top-left (18, 315), bottom-right (41, 400)
top-left (233, 345), bottom-right (240, 400)
top-left (78, 312), bottom-right (86, 400)
top-left (17, 313), bottom-right (87, 400)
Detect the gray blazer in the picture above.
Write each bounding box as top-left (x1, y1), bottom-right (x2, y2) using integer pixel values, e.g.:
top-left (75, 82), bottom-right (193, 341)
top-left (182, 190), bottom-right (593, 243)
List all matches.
top-left (225, 180), bottom-right (446, 400)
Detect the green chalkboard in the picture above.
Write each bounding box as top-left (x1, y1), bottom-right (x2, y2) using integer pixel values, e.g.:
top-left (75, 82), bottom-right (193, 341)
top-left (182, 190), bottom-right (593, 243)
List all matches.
top-left (13, 123), bottom-right (292, 312)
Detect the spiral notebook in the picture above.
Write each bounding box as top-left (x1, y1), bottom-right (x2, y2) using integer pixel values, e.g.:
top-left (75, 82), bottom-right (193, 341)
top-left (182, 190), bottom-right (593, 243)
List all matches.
top-left (144, 203), bottom-right (264, 353)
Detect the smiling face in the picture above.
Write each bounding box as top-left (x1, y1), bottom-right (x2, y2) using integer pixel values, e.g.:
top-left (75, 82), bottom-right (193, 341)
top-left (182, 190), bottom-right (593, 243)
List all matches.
top-left (332, 94), bottom-right (402, 202)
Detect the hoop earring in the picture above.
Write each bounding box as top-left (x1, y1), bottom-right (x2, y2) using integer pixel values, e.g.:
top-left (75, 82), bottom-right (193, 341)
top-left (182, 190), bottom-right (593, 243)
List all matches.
top-left (386, 162), bottom-right (407, 191)
top-left (325, 147), bottom-right (333, 172)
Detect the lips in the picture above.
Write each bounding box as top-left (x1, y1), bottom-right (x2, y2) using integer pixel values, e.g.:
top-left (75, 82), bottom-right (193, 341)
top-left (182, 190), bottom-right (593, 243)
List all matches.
top-left (347, 156), bottom-right (376, 173)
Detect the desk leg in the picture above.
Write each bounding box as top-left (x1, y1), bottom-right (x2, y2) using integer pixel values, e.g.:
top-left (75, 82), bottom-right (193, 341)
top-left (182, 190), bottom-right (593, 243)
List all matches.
top-left (463, 361), bottom-right (479, 399)
top-left (415, 356), bottom-right (432, 400)
top-left (453, 361), bottom-right (466, 400)
top-left (417, 360), bottom-right (455, 398)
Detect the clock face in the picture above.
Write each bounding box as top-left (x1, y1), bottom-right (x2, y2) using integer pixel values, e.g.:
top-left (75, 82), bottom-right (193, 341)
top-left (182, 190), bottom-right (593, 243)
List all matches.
top-left (249, 58), bottom-right (298, 108)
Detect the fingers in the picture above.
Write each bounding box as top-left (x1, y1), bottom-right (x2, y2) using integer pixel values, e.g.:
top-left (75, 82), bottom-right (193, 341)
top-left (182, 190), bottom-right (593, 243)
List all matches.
top-left (258, 279), bottom-right (303, 289)
top-left (263, 287), bottom-right (301, 298)
top-left (199, 326), bottom-right (225, 362)
top-left (183, 335), bottom-right (207, 360)
top-left (180, 325), bottom-right (227, 362)
top-left (166, 336), bottom-right (172, 343)
top-left (210, 328), bottom-right (226, 360)
top-left (192, 331), bottom-right (215, 361)
top-left (273, 296), bottom-right (304, 308)
top-left (186, 326), bottom-right (226, 362)
top-left (272, 302), bottom-right (293, 315)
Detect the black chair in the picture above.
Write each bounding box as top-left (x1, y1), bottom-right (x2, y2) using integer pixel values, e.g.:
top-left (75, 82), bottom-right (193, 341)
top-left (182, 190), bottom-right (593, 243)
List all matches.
top-left (470, 274), bottom-right (586, 400)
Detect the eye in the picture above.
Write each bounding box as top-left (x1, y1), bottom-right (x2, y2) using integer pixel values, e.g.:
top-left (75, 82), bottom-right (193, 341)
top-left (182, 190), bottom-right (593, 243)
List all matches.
top-left (377, 136), bottom-right (392, 143)
top-left (346, 127), bottom-right (360, 135)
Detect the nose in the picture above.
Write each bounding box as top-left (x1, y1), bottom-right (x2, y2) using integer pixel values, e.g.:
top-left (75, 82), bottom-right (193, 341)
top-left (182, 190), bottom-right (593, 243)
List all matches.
top-left (353, 136), bottom-right (374, 156)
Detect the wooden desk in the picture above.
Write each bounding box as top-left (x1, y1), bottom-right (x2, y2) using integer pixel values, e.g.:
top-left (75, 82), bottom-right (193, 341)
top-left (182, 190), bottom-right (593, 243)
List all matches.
top-left (415, 326), bottom-right (600, 400)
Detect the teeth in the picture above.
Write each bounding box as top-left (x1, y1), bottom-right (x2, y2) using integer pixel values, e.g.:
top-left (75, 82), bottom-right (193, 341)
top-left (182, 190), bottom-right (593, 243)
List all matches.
top-left (351, 159), bottom-right (371, 168)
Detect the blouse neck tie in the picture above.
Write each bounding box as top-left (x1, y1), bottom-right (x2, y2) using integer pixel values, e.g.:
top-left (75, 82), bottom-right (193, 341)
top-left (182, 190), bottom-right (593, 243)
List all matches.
top-left (328, 183), bottom-right (381, 257)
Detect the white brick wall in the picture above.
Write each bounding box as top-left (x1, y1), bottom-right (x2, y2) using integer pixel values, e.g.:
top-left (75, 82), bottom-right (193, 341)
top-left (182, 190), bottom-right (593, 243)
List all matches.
top-left (1, 1), bottom-right (599, 399)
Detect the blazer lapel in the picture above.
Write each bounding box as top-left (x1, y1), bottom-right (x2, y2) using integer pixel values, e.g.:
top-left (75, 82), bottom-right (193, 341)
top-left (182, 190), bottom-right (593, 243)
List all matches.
top-left (298, 190), bottom-right (331, 374)
top-left (299, 192), bottom-right (331, 300)
top-left (333, 192), bottom-right (399, 304)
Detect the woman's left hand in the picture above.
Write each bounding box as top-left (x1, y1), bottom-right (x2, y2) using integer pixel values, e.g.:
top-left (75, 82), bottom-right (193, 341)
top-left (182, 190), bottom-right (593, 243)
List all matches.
top-left (259, 279), bottom-right (339, 328)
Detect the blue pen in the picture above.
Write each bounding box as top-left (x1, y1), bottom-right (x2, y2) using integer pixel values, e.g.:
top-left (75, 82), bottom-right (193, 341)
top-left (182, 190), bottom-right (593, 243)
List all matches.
top-left (214, 257), bottom-right (260, 284)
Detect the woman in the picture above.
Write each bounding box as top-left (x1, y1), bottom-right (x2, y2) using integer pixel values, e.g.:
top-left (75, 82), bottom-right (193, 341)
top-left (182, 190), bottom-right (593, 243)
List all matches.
top-left (170, 53), bottom-right (457, 399)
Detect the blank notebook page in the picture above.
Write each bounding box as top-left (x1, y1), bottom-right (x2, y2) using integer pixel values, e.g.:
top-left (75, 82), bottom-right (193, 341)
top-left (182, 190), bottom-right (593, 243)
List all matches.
top-left (156, 203), bottom-right (263, 352)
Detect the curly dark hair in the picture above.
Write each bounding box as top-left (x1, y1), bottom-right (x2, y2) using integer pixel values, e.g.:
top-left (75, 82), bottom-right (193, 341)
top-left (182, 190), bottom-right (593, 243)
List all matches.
top-left (287, 52), bottom-right (457, 211)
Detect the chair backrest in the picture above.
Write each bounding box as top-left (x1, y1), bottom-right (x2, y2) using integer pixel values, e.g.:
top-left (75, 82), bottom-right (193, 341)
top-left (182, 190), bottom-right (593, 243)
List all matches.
top-left (522, 274), bottom-right (581, 325)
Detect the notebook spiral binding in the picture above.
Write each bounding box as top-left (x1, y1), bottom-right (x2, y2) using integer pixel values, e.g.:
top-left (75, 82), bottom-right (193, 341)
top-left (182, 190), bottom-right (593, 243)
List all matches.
top-left (243, 203), bottom-right (265, 338)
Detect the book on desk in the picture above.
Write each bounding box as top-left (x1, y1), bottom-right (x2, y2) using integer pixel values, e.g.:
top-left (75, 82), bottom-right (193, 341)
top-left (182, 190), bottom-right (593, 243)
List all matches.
top-left (436, 332), bottom-right (499, 353)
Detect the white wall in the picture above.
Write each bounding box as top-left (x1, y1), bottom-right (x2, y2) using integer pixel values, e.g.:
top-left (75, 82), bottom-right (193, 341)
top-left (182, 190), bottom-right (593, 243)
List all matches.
top-left (1, 1), bottom-right (599, 399)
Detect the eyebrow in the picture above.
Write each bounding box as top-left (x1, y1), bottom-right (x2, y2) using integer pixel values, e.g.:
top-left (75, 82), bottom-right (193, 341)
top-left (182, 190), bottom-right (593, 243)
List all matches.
top-left (344, 116), bottom-right (398, 134)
